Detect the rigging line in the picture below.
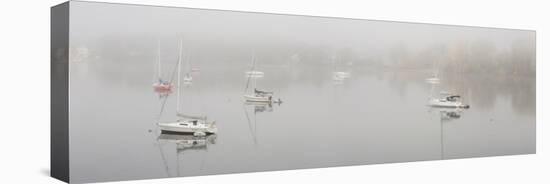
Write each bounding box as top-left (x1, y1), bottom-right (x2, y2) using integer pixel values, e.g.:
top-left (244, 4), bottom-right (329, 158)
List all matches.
top-left (155, 138), bottom-right (171, 177)
top-left (242, 104), bottom-right (257, 146)
top-left (167, 39), bottom-right (183, 85)
top-left (176, 148), bottom-right (180, 177)
top-left (254, 106), bottom-right (258, 147)
top-left (167, 55), bottom-right (180, 84)
top-left (157, 39), bottom-right (162, 80)
top-left (440, 117), bottom-right (444, 160)
top-left (243, 54), bottom-right (256, 93)
top-left (157, 94), bottom-right (171, 120)
top-left (199, 148), bottom-right (206, 171)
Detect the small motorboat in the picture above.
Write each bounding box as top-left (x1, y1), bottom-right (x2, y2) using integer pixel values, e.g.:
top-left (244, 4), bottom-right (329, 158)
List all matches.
top-left (158, 119), bottom-right (217, 136)
top-left (428, 94), bottom-right (470, 108)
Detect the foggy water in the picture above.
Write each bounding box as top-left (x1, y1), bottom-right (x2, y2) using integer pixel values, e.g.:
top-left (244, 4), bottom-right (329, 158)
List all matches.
top-left (68, 57), bottom-right (534, 183)
top-left (66, 1), bottom-right (535, 183)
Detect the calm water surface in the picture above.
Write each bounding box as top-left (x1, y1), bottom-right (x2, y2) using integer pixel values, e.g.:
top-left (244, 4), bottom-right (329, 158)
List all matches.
top-left (68, 59), bottom-right (535, 183)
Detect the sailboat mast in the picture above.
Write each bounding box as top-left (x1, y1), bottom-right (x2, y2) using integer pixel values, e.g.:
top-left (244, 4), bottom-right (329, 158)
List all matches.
top-left (243, 53), bottom-right (255, 94)
top-left (176, 39), bottom-right (183, 113)
top-left (158, 40), bottom-right (162, 80)
top-left (186, 52), bottom-right (191, 74)
top-left (252, 54), bottom-right (257, 90)
top-left (331, 55), bottom-right (336, 72)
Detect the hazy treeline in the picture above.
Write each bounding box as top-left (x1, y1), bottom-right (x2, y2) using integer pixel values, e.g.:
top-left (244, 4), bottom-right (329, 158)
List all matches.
top-left (69, 1), bottom-right (535, 78)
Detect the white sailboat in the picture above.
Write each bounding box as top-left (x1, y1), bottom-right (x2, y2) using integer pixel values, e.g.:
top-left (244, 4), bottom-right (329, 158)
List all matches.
top-left (243, 55), bottom-right (276, 103)
top-left (158, 120), bottom-right (217, 136)
top-left (245, 70), bottom-right (264, 77)
top-left (425, 59), bottom-right (441, 84)
top-left (331, 55), bottom-right (351, 82)
top-left (158, 39), bottom-right (217, 136)
top-left (333, 71), bottom-right (350, 80)
top-left (245, 55), bottom-right (265, 77)
top-left (428, 92), bottom-right (470, 108)
top-left (182, 51), bottom-right (193, 84)
top-left (425, 76), bottom-right (440, 84)
top-left (183, 73), bottom-right (193, 85)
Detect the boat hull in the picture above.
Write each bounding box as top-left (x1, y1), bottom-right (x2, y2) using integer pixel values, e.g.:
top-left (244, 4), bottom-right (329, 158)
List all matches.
top-left (425, 77), bottom-right (441, 84)
top-left (158, 122), bottom-right (217, 135)
top-left (245, 71), bottom-right (265, 77)
top-left (153, 83), bottom-right (172, 91)
top-left (333, 72), bottom-right (351, 79)
top-left (428, 100), bottom-right (469, 108)
top-left (160, 130), bottom-right (215, 135)
top-left (244, 95), bottom-right (271, 102)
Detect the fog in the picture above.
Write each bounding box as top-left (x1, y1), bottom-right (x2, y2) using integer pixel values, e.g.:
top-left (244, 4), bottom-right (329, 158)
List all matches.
top-left (70, 1), bottom-right (535, 76)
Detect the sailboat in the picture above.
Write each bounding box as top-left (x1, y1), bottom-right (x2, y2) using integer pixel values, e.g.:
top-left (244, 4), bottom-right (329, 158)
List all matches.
top-left (182, 52), bottom-right (193, 85)
top-left (428, 91), bottom-right (470, 108)
top-left (331, 55), bottom-right (351, 82)
top-left (425, 59), bottom-right (468, 108)
top-left (183, 73), bottom-right (192, 85)
top-left (425, 75), bottom-right (440, 84)
top-left (158, 39), bottom-right (217, 136)
top-left (245, 54), bottom-right (265, 77)
top-left (243, 55), bottom-right (278, 103)
top-left (425, 59), bottom-right (441, 84)
top-left (153, 40), bottom-right (173, 92)
top-left (246, 70), bottom-right (264, 77)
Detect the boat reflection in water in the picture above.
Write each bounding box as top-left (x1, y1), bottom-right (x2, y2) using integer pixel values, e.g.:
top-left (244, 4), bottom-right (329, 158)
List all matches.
top-left (429, 107), bottom-right (465, 160)
top-left (156, 133), bottom-right (217, 177)
top-left (438, 108), bottom-right (463, 122)
top-left (157, 133), bottom-right (217, 152)
top-left (243, 98), bottom-right (281, 146)
top-left (244, 100), bottom-right (282, 113)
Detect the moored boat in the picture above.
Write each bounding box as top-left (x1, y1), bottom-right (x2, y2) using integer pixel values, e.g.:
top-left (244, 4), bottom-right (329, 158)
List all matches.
top-left (245, 70), bottom-right (264, 77)
top-left (158, 38), bottom-right (217, 136)
top-left (158, 119), bottom-right (217, 136)
top-left (244, 93), bottom-right (272, 102)
top-left (243, 54), bottom-right (280, 103)
top-left (428, 94), bottom-right (470, 108)
top-left (152, 40), bottom-right (173, 92)
top-left (425, 76), bottom-right (441, 84)
top-left (333, 71), bottom-right (351, 79)
top-left (153, 79), bottom-right (173, 92)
